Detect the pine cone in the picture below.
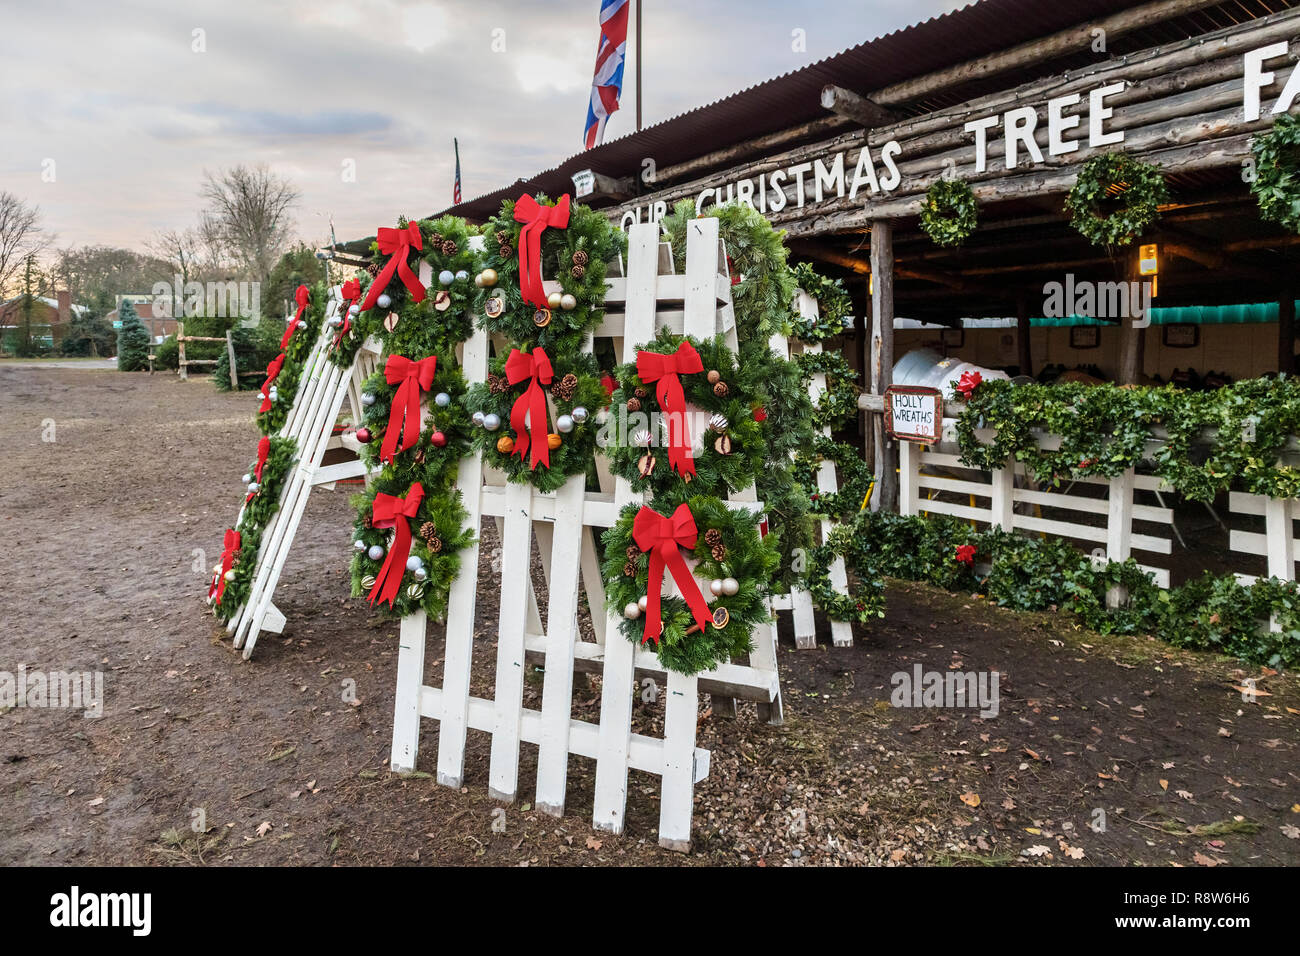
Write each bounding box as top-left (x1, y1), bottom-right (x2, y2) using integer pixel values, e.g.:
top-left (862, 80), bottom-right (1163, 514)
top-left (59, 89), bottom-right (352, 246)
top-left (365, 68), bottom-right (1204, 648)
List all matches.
top-left (366, 262), bottom-right (381, 278)
top-left (499, 245), bottom-right (513, 259)
top-left (429, 232), bottom-right (444, 247)
top-left (553, 373), bottom-right (578, 403)
top-left (626, 397), bottom-right (641, 413)
top-left (428, 536), bottom-right (443, 554)
top-left (633, 387), bottom-right (647, 399)
top-left (441, 240), bottom-right (457, 256)
top-left (711, 544), bottom-right (727, 562)
top-left (572, 250), bottom-right (589, 267)
top-left (704, 528), bottom-right (723, 547)
top-left (570, 264), bottom-right (586, 279)
top-left (495, 230), bottom-right (509, 246)
top-left (623, 561), bottom-right (637, 577)
top-left (488, 373), bottom-right (507, 394)
top-left (420, 521), bottom-right (438, 543)
top-left (713, 381), bottom-right (729, 398)
top-left (626, 545), bottom-right (640, 560)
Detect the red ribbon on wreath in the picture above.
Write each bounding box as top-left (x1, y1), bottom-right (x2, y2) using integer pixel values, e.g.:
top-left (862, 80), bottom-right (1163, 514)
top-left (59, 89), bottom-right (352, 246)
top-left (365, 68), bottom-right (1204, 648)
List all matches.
top-left (246, 435), bottom-right (271, 502)
top-left (209, 528), bottom-right (241, 604)
top-left (632, 503), bottom-right (713, 646)
top-left (379, 355), bottom-right (437, 465)
top-left (504, 346), bottom-right (554, 470)
top-left (636, 341), bottom-right (703, 477)
top-left (513, 194), bottom-right (571, 310)
top-left (280, 285), bottom-right (310, 350)
top-left (368, 483), bottom-right (425, 608)
top-left (359, 222), bottom-right (425, 311)
top-left (955, 370), bottom-right (982, 399)
top-left (258, 353), bottom-right (285, 413)
top-left (335, 278), bottom-right (361, 346)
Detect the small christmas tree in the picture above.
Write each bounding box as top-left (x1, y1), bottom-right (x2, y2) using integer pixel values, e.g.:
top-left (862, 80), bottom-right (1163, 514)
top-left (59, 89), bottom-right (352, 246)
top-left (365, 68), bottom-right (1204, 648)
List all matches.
top-left (115, 300), bottom-right (150, 371)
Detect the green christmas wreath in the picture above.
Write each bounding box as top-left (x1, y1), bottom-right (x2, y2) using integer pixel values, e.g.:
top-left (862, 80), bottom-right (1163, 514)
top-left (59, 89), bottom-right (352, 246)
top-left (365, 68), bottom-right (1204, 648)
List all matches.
top-left (796, 350), bottom-right (861, 431)
top-left (1250, 113), bottom-right (1300, 235)
top-left (795, 435), bottom-right (874, 520)
top-left (1065, 152), bottom-right (1168, 247)
top-left (602, 492), bottom-right (778, 675)
top-left (789, 262), bottom-right (853, 342)
top-left (463, 347), bottom-right (606, 493)
top-left (920, 178), bottom-right (978, 247)
top-left (473, 195), bottom-right (624, 353)
top-left (355, 357), bottom-right (472, 475)
top-left (604, 331), bottom-right (769, 497)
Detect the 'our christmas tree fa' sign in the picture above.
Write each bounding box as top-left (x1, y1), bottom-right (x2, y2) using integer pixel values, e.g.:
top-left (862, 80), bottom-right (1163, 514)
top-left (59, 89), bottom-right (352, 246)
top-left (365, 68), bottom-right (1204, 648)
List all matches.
top-left (884, 385), bottom-right (942, 443)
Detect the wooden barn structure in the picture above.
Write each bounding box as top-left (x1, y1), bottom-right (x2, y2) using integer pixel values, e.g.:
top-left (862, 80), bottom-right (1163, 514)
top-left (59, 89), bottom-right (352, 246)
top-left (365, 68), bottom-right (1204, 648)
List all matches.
top-left (353, 0), bottom-right (1300, 512)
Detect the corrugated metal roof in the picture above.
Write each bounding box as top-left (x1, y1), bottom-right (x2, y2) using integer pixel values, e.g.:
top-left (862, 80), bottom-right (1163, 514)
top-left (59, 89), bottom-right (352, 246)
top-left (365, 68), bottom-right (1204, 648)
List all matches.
top-left (410, 0), bottom-right (1283, 231)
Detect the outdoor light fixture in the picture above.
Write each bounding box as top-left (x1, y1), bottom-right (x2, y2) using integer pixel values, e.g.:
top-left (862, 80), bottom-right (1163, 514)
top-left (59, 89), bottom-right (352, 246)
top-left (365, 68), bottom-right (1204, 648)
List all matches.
top-left (1139, 243), bottom-right (1158, 276)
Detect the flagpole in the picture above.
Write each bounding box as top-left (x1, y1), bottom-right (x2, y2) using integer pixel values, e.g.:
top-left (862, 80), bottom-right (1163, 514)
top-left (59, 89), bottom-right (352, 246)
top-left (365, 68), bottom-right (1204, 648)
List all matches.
top-left (635, 0), bottom-right (642, 131)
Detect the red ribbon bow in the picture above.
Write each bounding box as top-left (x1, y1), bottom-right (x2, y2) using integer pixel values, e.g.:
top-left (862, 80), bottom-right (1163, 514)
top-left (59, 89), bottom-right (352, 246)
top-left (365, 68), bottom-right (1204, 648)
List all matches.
top-left (335, 278), bottom-right (361, 345)
top-left (210, 528), bottom-right (241, 604)
top-left (368, 483), bottom-right (425, 608)
top-left (259, 353), bottom-right (285, 413)
top-left (636, 341), bottom-right (704, 477)
top-left (246, 436), bottom-right (271, 502)
top-left (632, 503), bottom-right (713, 646)
top-left (504, 347), bottom-right (554, 470)
top-left (956, 370), bottom-right (983, 399)
top-left (513, 194), bottom-right (571, 310)
top-left (280, 285), bottom-right (310, 350)
top-left (379, 355), bottom-right (437, 465)
top-left (360, 222), bottom-right (425, 311)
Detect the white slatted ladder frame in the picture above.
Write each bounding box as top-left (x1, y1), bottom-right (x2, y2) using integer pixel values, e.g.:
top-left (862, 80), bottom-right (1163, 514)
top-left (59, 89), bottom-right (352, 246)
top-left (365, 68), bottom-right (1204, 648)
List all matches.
top-left (899, 420), bottom-right (1176, 594)
top-left (1229, 493), bottom-right (1300, 633)
top-left (389, 218), bottom-right (783, 851)
top-left (767, 289), bottom-right (854, 649)
top-left (226, 289), bottom-right (382, 657)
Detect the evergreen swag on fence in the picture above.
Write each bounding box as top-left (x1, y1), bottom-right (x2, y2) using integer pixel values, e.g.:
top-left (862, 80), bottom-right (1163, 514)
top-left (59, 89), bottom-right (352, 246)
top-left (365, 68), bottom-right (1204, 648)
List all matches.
top-left (826, 509), bottom-right (1300, 669)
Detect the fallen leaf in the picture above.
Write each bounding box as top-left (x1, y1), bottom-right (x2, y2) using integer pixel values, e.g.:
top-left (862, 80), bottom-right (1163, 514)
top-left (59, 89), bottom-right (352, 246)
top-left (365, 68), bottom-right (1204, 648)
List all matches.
top-left (1281, 825), bottom-right (1300, 840)
top-left (959, 792), bottom-right (981, 808)
top-left (1025, 844), bottom-right (1051, 857)
top-left (256, 821), bottom-right (272, 838)
top-left (585, 836), bottom-right (603, 850)
top-left (1177, 790), bottom-right (1194, 800)
top-left (1159, 779), bottom-right (1169, 791)
top-left (1192, 851), bottom-right (1222, 867)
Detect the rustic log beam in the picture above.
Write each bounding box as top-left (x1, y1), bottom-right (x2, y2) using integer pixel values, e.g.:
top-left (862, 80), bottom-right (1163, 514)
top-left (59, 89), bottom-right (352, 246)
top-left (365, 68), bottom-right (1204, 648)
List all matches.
top-left (869, 0), bottom-right (1237, 107)
top-left (650, 115), bottom-right (852, 185)
top-left (1223, 235), bottom-right (1300, 252)
top-left (871, 220), bottom-right (898, 512)
top-left (820, 85), bottom-right (899, 128)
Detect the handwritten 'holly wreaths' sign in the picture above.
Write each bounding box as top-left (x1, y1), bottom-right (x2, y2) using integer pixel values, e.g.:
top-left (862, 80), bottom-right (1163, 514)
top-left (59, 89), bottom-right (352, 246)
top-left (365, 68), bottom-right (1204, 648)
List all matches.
top-left (884, 386), bottom-right (943, 443)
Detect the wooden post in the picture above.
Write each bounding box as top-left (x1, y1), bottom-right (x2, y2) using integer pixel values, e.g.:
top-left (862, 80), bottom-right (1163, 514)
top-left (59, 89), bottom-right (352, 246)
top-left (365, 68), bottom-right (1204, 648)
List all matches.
top-left (870, 220), bottom-right (898, 512)
top-left (177, 321), bottom-right (187, 380)
top-left (1106, 468), bottom-right (1136, 608)
top-left (1016, 294), bottom-right (1033, 378)
top-left (225, 329), bottom-right (239, 389)
top-left (1279, 287), bottom-right (1295, 376)
top-left (857, 277), bottom-right (874, 471)
top-left (1118, 261), bottom-right (1144, 384)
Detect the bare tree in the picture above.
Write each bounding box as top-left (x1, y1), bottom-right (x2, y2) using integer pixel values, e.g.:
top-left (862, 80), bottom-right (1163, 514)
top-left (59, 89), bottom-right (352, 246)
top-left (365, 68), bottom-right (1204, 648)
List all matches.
top-left (200, 164), bottom-right (301, 287)
top-left (0, 191), bottom-right (49, 299)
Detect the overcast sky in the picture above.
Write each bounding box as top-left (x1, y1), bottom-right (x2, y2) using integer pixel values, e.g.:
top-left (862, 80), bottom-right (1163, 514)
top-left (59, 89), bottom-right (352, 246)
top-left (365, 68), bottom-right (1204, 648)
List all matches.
top-left (0, 0), bottom-right (966, 253)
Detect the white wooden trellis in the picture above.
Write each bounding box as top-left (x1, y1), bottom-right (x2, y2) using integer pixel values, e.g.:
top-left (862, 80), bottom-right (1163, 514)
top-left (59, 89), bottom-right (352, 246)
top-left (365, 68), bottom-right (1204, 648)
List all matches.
top-left (1229, 492), bottom-right (1299, 586)
top-left (766, 289), bottom-right (854, 649)
top-left (899, 423), bottom-right (1177, 591)
top-left (390, 218), bottom-right (791, 850)
top-left (223, 290), bottom-right (381, 658)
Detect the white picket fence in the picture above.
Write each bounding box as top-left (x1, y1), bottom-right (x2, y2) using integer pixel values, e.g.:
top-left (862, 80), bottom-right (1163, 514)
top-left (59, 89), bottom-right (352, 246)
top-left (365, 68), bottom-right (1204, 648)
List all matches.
top-left (1229, 492), bottom-right (1300, 585)
top-left (223, 291), bottom-right (380, 658)
top-left (899, 422), bottom-right (1177, 588)
top-left (390, 218), bottom-right (821, 850)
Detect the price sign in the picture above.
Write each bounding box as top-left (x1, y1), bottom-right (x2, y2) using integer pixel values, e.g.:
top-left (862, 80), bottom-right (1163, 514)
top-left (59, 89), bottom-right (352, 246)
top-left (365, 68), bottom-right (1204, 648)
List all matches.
top-left (884, 385), bottom-right (942, 443)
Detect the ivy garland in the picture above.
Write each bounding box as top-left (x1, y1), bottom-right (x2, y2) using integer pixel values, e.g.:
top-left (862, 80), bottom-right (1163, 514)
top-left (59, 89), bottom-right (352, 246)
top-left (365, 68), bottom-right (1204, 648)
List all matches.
top-left (953, 375), bottom-right (1300, 501)
top-left (255, 280), bottom-right (328, 435)
top-left (796, 350), bottom-right (861, 431)
top-left (212, 436), bottom-right (297, 621)
top-left (919, 178), bottom-right (978, 247)
top-left (789, 262), bottom-right (853, 341)
top-left (605, 331), bottom-right (769, 498)
top-left (1250, 113), bottom-right (1300, 235)
top-left (463, 349), bottom-right (606, 493)
top-left (601, 492), bottom-right (779, 675)
top-left (472, 195), bottom-right (625, 353)
top-left (1064, 152), bottom-right (1169, 248)
top-left (795, 435), bottom-right (874, 519)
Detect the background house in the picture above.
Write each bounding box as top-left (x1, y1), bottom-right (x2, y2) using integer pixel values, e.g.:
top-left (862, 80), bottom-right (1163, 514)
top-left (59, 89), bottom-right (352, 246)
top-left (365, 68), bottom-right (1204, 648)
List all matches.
top-left (0, 291), bottom-right (85, 353)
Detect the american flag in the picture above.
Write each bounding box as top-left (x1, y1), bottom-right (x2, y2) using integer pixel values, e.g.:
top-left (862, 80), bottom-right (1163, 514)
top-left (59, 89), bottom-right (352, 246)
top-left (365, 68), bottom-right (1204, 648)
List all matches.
top-left (452, 138), bottom-right (462, 205)
top-left (583, 0), bottom-right (629, 150)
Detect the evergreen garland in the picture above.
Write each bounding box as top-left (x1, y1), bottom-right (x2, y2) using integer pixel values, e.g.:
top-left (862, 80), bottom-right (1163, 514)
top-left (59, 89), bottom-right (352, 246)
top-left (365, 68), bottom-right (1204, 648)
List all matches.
top-left (789, 262), bottom-right (853, 341)
top-left (1250, 113), bottom-right (1300, 235)
top-left (1064, 152), bottom-right (1169, 247)
top-left (254, 280), bottom-right (328, 436)
top-left (326, 271), bottom-right (378, 369)
top-left (601, 492), bottom-right (778, 675)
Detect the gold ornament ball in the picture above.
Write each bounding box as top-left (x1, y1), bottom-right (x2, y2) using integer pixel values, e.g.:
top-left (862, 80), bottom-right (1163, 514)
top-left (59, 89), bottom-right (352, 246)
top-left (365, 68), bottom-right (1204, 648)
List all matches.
top-left (496, 435), bottom-right (516, 454)
top-left (547, 291), bottom-right (563, 309)
top-left (559, 293), bottom-right (577, 311)
top-left (480, 268), bottom-right (498, 287)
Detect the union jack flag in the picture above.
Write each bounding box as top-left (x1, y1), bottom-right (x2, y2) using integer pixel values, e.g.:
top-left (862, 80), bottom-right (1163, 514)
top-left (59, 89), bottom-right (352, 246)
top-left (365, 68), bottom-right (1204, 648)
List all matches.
top-left (583, 0), bottom-right (629, 150)
top-left (453, 137), bottom-right (462, 205)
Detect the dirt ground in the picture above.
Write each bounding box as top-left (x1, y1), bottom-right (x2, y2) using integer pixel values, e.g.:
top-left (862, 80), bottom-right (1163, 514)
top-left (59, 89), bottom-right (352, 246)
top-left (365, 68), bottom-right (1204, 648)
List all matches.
top-left (1, 365), bottom-right (1298, 867)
